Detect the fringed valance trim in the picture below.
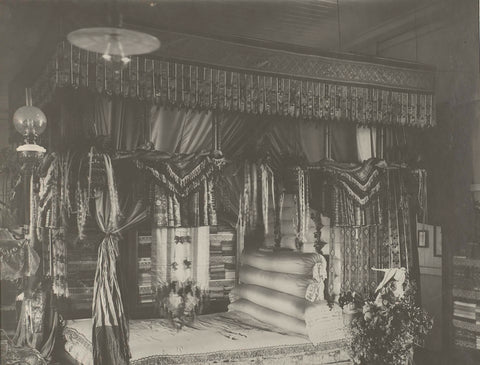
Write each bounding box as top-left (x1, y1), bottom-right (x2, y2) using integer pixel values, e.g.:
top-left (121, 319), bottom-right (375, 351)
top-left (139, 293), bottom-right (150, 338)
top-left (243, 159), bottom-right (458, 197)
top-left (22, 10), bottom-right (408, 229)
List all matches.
top-left (136, 155), bottom-right (225, 198)
top-left (312, 159), bottom-right (385, 206)
top-left (30, 41), bottom-right (435, 128)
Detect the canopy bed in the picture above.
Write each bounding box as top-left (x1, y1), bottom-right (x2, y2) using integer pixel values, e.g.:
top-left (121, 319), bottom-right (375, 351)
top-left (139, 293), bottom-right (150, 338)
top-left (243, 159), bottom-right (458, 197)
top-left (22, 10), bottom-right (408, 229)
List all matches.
top-left (8, 33), bottom-right (436, 365)
top-left (58, 250), bottom-right (349, 365)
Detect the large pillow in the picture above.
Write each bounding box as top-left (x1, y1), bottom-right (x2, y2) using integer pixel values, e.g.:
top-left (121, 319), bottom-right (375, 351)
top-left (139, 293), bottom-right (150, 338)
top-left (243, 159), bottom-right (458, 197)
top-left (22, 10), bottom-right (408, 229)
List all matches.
top-left (228, 299), bottom-right (307, 336)
top-left (239, 265), bottom-right (310, 298)
top-left (230, 284), bottom-right (331, 321)
top-left (228, 299), bottom-right (345, 344)
top-left (241, 250), bottom-right (326, 276)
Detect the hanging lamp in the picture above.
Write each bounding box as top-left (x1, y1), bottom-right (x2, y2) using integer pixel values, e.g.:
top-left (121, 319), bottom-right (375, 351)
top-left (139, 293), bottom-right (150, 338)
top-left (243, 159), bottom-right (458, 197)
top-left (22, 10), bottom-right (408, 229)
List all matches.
top-left (67, 27), bottom-right (160, 64)
top-left (67, 3), bottom-right (160, 65)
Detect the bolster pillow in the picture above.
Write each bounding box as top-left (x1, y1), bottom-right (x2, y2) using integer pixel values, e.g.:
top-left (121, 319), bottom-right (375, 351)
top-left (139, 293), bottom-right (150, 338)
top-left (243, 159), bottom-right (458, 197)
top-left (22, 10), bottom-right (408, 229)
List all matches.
top-left (241, 250), bottom-right (325, 276)
top-left (228, 299), bottom-right (308, 337)
top-left (239, 265), bottom-right (310, 298)
top-left (231, 284), bottom-right (333, 321)
top-left (230, 284), bottom-right (307, 320)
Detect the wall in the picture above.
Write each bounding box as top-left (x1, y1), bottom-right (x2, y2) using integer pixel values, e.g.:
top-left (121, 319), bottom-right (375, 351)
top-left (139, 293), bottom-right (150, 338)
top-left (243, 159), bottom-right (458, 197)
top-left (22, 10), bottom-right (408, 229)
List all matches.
top-left (377, 5), bottom-right (479, 103)
top-left (417, 223), bottom-right (443, 351)
top-left (351, 0), bottom-right (480, 360)
top-left (372, 1), bottom-right (480, 226)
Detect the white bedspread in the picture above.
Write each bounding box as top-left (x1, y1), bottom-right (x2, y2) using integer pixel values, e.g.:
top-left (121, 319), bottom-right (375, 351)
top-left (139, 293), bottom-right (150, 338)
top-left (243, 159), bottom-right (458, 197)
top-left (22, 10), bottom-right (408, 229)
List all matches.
top-left (63, 311), bottom-right (345, 365)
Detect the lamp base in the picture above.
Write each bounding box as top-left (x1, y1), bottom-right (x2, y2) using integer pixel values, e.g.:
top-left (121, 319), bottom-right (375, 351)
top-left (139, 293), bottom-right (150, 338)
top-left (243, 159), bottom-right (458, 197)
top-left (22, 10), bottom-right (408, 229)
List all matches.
top-left (16, 144), bottom-right (46, 173)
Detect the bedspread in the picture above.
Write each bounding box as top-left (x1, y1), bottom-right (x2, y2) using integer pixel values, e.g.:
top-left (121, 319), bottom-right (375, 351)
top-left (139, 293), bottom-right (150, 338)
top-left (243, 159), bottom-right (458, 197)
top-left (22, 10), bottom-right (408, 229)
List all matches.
top-left (62, 311), bottom-right (349, 365)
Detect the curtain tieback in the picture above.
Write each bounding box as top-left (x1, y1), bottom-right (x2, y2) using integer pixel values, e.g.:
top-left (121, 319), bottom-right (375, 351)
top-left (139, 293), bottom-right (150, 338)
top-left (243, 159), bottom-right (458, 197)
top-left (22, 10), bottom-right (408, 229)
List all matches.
top-left (102, 232), bottom-right (122, 257)
top-left (104, 231), bottom-right (121, 240)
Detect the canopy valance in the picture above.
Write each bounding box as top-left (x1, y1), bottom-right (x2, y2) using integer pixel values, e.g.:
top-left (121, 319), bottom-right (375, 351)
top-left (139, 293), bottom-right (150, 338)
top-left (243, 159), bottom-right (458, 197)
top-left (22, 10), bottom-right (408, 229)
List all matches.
top-left (30, 38), bottom-right (435, 128)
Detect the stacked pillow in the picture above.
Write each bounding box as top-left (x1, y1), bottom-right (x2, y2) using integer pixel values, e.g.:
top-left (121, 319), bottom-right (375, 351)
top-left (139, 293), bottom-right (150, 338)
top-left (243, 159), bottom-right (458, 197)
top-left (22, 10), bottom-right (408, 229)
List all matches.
top-left (229, 250), bottom-right (345, 343)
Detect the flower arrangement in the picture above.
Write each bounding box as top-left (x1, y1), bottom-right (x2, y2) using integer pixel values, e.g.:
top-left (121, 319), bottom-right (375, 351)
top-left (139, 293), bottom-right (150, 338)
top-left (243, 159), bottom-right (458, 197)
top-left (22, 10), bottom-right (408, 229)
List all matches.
top-left (338, 291), bottom-right (364, 311)
top-left (155, 281), bottom-right (201, 330)
top-left (347, 278), bottom-right (433, 365)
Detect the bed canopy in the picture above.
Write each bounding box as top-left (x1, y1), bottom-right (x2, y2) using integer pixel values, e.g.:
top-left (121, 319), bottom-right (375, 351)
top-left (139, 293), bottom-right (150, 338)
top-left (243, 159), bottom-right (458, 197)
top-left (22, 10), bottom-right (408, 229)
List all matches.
top-left (10, 32), bottom-right (436, 365)
top-left (23, 27), bottom-right (436, 128)
top-left (10, 32), bottom-right (437, 169)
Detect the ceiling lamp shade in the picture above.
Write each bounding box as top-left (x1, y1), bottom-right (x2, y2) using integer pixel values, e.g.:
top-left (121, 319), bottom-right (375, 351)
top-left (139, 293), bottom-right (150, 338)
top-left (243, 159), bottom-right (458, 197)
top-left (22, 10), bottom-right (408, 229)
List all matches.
top-left (13, 105), bottom-right (47, 137)
top-left (67, 27), bottom-right (160, 64)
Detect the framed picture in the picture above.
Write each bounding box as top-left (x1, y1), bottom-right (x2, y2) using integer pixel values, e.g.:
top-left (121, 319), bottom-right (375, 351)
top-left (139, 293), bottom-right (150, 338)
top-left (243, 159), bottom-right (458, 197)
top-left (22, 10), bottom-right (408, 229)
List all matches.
top-left (434, 226), bottom-right (442, 257)
top-left (418, 230), bottom-right (428, 248)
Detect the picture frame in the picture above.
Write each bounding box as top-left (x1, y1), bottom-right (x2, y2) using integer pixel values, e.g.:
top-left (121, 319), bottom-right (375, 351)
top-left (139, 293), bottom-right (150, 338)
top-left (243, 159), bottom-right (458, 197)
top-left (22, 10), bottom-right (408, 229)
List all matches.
top-left (434, 226), bottom-right (442, 257)
top-left (418, 230), bottom-right (428, 248)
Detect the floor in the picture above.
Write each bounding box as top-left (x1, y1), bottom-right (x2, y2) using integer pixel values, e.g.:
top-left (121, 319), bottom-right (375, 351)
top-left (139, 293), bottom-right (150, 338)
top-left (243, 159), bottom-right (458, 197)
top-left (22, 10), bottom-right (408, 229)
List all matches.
top-left (415, 347), bottom-right (480, 365)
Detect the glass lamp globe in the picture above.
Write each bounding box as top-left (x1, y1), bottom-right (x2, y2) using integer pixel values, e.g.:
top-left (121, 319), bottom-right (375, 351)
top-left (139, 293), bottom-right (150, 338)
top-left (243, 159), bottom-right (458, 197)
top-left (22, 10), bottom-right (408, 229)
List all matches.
top-left (13, 106), bottom-right (47, 137)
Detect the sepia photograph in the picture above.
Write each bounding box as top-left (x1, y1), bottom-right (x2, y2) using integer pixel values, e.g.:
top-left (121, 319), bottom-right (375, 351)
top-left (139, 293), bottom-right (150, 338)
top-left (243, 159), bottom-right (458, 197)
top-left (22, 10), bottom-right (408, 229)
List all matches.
top-left (0, 0), bottom-right (479, 364)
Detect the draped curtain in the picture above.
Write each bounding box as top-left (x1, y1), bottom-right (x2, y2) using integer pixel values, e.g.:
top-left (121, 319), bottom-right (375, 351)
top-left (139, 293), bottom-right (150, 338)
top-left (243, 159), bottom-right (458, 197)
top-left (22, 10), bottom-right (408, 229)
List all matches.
top-left (327, 225), bottom-right (383, 296)
top-left (219, 113), bottom-right (253, 160)
top-left (14, 158), bottom-right (59, 362)
top-left (356, 127), bottom-right (377, 162)
top-left (216, 115), bottom-right (358, 232)
top-left (0, 231), bottom-right (40, 281)
top-left (92, 155), bottom-right (147, 365)
top-left (53, 90), bottom-right (360, 163)
top-left (383, 169), bottom-right (416, 270)
top-left (152, 182), bottom-right (216, 228)
top-left (215, 163), bottom-right (244, 227)
top-left (149, 106), bottom-right (212, 154)
top-left (314, 162), bottom-right (420, 298)
top-left (47, 88), bottom-right (423, 166)
top-left (220, 117), bottom-right (358, 167)
top-left (47, 90), bottom-right (213, 154)
top-left (356, 125), bottom-right (424, 164)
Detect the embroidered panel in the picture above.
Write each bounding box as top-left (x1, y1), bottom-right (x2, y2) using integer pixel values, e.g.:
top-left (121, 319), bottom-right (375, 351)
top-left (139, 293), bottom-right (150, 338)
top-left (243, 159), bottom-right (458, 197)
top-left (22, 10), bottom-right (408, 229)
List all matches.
top-left (151, 226), bottom-right (210, 316)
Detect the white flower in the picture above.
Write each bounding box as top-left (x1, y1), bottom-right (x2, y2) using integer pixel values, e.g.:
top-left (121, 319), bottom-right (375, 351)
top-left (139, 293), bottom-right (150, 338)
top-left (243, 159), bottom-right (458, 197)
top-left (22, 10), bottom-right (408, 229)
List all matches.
top-left (184, 292), bottom-right (199, 313)
top-left (167, 292), bottom-right (182, 311)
